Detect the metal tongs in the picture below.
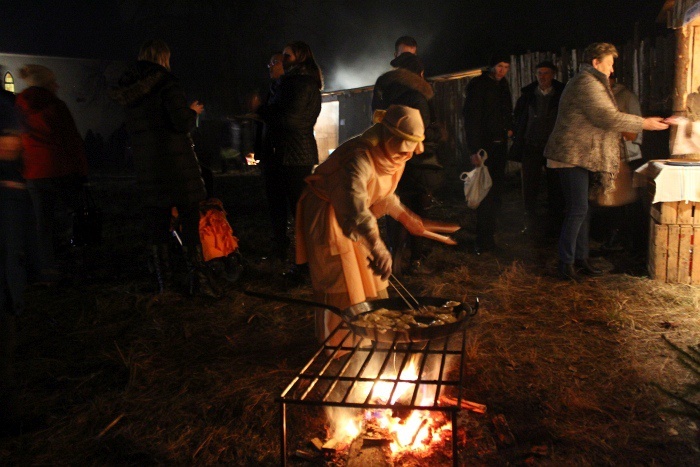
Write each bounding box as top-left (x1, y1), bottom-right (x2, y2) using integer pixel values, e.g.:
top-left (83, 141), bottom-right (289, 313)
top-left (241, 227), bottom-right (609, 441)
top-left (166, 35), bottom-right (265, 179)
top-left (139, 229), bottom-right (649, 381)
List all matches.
top-left (388, 274), bottom-right (428, 313)
top-left (418, 219), bottom-right (461, 245)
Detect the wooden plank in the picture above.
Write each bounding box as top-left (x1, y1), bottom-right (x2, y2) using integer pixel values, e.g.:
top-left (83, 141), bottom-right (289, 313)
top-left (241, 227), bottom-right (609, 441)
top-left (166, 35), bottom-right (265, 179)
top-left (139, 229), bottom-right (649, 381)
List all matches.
top-left (693, 227), bottom-right (700, 284)
top-left (678, 201), bottom-right (694, 224)
top-left (679, 225), bottom-right (693, 283)
top-left (651, 202), bottom-right (679, 224)
top-left (664, 202), bottom-right (680, 224)
top-left (694, 203), bottom-right (700, 225)
top-left (649, 219), bottom-right (669, 282)
top-left (668, 224), bottom-right (681, 283)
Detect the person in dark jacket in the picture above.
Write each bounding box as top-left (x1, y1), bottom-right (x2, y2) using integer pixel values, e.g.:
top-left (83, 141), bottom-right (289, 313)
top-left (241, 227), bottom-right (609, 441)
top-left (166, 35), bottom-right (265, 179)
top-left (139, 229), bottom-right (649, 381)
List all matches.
top-left (252, 52), bottom-right (288, 262)
top-left (110, 39), bottom-right (217, 297)
top-left (372, 52), bottom-right (443, 275)
top-left (257, 41), bottom-right (322, 273)
top-left (510, 61), bottom-right (565, 233)
top-left (372, 36), bottom-right (419, 113)
top-left (0, 89), bottom-right (27, 425)
top-left (462, 54), bottom-right (514, 254)
top-left (15, 65), bottom-right (87, 273)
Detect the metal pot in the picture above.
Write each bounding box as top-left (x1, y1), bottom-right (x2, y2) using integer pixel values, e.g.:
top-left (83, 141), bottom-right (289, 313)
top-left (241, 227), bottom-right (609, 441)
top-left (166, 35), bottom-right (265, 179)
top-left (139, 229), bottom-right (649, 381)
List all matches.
top-left (244, 290), bottom-right (478, 343)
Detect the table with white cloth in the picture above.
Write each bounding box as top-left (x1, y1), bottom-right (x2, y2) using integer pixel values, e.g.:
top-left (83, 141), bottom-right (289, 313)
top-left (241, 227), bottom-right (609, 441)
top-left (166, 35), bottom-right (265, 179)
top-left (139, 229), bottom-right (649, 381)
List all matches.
top-left (634, 160), bottom-right (700, 284)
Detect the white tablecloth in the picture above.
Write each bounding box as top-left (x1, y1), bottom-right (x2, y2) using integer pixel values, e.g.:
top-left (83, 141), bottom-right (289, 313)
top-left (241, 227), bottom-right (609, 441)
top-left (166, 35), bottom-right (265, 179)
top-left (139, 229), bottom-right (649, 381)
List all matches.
top-left (634, 160), bottom-right (700, 203)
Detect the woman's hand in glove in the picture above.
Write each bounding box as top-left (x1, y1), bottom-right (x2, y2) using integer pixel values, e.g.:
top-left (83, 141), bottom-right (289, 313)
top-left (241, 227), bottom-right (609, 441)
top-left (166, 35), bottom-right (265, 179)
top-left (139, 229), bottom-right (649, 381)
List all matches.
top-left (368, 243), bottom-right (392, 281)
top-left (397, 211), bottom-right (425, 236)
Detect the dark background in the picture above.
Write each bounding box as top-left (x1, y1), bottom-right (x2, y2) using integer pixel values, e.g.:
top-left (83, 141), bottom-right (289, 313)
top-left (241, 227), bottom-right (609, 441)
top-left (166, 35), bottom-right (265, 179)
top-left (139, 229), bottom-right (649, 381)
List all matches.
top-left (0, 0), bottom-right (667, 115)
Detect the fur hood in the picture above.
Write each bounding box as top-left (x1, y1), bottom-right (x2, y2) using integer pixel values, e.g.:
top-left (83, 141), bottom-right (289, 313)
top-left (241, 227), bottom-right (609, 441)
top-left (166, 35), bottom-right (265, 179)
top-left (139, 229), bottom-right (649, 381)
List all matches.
top-left (109, 61), bottom-right (170, 107)
top-left (378, 68), bottom-right (434, 100)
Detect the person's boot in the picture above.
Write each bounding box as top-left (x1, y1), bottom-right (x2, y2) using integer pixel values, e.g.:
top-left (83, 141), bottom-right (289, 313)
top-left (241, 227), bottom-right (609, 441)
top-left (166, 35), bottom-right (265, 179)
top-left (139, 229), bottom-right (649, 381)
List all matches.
top-left (575, 258), bottom-right (604, 276)
top-left (148, 244), bottom-right (174, 293)
top-left (184, 245), bottom-right (222, 299)
top-left (148, 245), bottom-right (165, 293)
top-left (558, 261), bottom-right (581, 282)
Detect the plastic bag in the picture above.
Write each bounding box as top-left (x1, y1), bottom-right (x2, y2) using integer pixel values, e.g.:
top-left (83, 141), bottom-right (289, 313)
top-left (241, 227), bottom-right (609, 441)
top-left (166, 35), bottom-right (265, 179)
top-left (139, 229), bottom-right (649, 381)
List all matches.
top-left (198, 198), bottom-right (239, 262)
top-left (460, 149), bottom-right (492, 209)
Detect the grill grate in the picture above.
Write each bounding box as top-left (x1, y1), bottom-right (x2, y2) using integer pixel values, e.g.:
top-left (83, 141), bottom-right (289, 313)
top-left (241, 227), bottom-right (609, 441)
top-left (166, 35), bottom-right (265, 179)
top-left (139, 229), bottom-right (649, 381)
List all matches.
top-left (278, 321), bottom-right (468, 466)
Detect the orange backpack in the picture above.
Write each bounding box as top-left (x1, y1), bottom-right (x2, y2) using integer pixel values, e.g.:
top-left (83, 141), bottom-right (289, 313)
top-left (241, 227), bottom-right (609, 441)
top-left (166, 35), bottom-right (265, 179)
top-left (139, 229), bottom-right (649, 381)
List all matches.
top-left (198, 198), bottom-right (239, 262)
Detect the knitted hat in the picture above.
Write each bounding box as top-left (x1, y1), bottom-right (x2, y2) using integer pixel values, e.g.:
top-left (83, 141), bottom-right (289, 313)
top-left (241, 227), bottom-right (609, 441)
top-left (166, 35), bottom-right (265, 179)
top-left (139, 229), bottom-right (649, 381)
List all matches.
top-left (19, 64), bottom-right (56, 89)
top-left (390, 52), bottom-right (424, 75)
top-left (372, 104), bottom-right (425, 154)
top-left (489, 53), bottom-right (511, 67)
top-left (535, 60), bottom-right (557, 72)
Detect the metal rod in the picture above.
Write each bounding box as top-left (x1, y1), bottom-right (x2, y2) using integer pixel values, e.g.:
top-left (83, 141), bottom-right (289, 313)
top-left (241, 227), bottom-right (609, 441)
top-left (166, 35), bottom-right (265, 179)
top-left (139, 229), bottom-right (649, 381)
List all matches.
top-left (364, 339), bottom-right (398, 404)
top-left (320, 333), bottom-right (363, 403)
top-left (304, 328), bottom-right (357, 401)
top-left (280, 402), bottom-right (287, 467)
top-left (452, 409), bottom-right (458, 467)
top-left (386, 346), bottom-right (414, 405)
top-left (340, 342), bottom-right (377, 404)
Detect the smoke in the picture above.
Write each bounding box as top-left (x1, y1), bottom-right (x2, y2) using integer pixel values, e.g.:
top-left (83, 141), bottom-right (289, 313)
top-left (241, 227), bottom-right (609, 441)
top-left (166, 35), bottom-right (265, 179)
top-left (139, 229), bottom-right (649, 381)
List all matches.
top-left (322, 32), bottom-right (437, 92)
top-left (324, 56), bottom-right (390, 91)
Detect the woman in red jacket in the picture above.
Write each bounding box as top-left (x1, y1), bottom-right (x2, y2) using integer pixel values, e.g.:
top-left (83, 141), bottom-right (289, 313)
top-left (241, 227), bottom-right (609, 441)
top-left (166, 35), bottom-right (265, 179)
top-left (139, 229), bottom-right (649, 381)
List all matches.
top-left (15, 64), bottom-right (87, 272)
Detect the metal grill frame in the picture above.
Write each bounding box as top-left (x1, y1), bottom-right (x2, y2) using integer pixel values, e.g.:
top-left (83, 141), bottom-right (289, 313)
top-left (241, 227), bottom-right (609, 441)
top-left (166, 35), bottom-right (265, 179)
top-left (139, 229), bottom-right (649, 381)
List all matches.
top-left (278, 321), bottom-right (468, 466)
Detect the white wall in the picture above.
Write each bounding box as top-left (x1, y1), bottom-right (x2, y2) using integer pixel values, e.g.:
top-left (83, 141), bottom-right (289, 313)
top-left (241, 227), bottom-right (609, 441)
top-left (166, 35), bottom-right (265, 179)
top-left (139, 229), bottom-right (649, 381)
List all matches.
top-left (0, 52), bottom-right (127, 140)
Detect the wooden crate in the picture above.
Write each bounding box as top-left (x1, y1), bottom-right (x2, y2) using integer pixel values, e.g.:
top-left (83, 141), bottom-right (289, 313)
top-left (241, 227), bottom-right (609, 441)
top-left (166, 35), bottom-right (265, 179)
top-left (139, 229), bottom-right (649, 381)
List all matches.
top-left (648, 218), bottom-right (700, 284)
top-left (650, 200), bottom-right (700, 225)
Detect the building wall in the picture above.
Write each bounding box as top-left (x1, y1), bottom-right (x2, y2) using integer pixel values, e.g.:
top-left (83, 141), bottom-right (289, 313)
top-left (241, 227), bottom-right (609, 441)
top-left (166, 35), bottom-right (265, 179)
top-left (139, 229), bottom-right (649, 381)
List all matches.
top-left (0, 52), bottom-right (127, 141)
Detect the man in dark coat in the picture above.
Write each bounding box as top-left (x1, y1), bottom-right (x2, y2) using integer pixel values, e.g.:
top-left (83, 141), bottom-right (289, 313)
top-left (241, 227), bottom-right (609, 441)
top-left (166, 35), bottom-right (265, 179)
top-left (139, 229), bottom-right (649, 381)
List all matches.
top-left (462, 54), bottom-right (514, 254)
top-left (371, 52), bottom-right (443, 274)
top-left (110, 40), bottom-right (217, 297)
top-left (510, 61), bottom-right (565, 233)
top-left (257, 41), bottom-right (322, 270)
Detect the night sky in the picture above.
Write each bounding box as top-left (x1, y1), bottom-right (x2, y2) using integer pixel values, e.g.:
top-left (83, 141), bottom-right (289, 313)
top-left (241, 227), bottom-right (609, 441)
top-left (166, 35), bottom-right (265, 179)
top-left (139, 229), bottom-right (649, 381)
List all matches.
top-left (0, 0), bottom-right (667, 113)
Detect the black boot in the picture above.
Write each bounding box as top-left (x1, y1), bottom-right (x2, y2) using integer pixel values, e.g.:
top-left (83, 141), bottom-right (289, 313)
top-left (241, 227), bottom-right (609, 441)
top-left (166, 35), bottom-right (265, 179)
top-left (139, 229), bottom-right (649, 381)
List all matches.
top-left (184, 246), bottom-right (222, 299)
top-left (148, 244), bottom-right (173, 293)
top-left (558, 261), bottom-right (581, 282)
top-left (575, 258), bottom-right (603, 276)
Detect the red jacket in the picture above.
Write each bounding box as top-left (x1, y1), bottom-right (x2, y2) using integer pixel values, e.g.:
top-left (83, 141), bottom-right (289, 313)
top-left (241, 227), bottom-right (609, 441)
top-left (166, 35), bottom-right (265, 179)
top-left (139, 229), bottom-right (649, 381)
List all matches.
top-left (15, 86), bottom-right (87, 180)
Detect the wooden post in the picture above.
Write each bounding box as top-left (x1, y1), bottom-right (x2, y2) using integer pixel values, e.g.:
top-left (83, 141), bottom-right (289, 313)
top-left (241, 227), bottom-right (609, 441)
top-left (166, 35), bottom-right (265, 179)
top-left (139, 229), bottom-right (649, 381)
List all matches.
top-left (670, 2), bottom-right (700, 159)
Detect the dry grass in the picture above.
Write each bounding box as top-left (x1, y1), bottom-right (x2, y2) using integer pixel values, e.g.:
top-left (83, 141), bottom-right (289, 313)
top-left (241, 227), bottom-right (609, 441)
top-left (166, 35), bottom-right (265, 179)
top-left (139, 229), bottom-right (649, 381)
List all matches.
top-left (1, 170), bottom-right (699, 465)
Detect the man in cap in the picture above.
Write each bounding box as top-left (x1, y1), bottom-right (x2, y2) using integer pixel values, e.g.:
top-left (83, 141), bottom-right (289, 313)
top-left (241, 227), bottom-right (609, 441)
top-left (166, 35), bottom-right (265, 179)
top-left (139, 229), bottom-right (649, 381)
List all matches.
top-left (510, 60), bottom-right (565, 234)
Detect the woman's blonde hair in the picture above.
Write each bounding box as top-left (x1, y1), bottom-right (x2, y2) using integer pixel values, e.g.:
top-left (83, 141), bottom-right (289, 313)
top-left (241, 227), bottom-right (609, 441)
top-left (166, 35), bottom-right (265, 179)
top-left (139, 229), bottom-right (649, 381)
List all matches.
top-left (138, 39), bottom-right (171, 70)
top-left (582, 42), bottom-right (618, 64)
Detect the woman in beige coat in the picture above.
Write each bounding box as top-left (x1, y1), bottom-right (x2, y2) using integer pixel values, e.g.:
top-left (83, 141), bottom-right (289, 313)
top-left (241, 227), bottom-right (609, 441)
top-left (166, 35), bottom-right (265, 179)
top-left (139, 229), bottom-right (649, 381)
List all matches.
top-left (296, 105), bottom-right (456, 346)
top-left (544, 42), bottom-right (668, 281)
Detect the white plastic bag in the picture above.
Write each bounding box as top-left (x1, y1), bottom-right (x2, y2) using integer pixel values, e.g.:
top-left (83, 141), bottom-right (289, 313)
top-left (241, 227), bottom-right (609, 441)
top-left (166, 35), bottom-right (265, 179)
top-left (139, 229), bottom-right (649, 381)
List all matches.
top-left (460, 149), bottom-right (492, 209)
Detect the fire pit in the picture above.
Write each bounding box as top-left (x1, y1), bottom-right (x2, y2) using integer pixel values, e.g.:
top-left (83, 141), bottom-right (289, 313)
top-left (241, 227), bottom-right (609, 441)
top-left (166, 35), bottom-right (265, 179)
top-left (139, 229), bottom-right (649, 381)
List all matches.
top-left (278, 319), bottom-right (472, 465)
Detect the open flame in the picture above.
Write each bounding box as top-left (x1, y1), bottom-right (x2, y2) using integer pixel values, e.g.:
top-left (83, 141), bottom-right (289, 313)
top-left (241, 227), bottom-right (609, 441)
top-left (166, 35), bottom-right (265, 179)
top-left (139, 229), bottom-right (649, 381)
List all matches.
top-left (325, 358), bottom-right (451, 456)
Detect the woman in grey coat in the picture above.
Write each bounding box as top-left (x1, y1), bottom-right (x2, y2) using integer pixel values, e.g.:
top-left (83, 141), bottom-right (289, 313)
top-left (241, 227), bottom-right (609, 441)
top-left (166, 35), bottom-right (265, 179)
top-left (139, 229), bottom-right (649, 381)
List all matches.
top-left (544, 42), bottom-right (668, 281)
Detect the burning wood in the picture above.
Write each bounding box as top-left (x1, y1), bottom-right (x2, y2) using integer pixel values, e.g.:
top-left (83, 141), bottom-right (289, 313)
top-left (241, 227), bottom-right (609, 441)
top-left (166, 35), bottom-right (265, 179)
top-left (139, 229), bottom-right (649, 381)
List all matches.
top-left (440, 395), bottom-right (487, 413)
top-left (310, 437), bottom-right (324, 451)
top-left (294, 449), bottom-right (321, 461)
top-left (322, 437), bottom-right (340, 452)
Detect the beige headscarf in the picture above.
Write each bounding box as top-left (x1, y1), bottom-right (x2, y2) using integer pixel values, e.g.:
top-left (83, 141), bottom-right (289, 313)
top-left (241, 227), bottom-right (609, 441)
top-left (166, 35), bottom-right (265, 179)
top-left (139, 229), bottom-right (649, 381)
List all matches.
top-left (367, 105), bottom-right (425, 174)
